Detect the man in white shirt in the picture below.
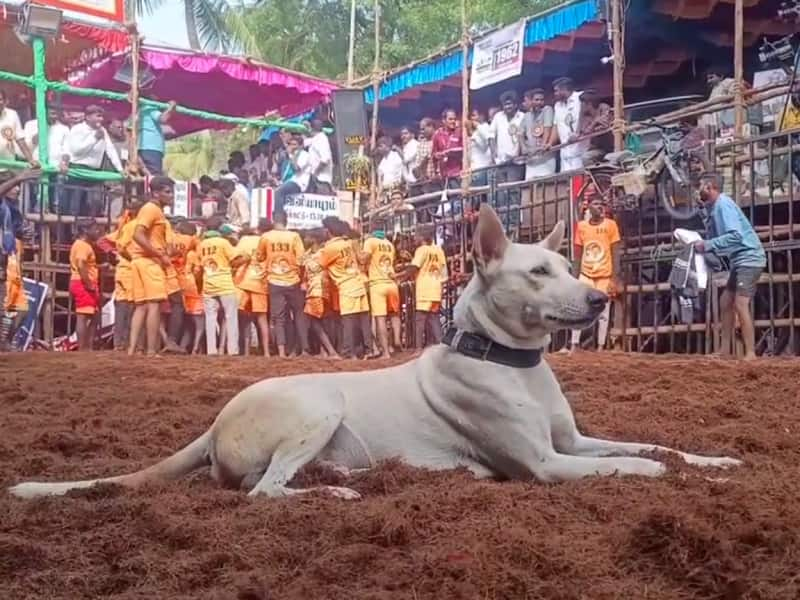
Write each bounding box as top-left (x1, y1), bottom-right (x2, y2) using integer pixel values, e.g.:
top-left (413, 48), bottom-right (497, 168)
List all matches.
top-left (376, 137), bottom-right (403, 199)
top-left (468, 109), bottom-right (492, 184)
top-left (551, 77), bottom-right (589, 172)
top-left (0, 90), bottom-right (37, 166)
top-left (274, 134), bottom-right (311, 212)
top-left (63, 105), bottom-right (124, 216)
top-left (24, 108), bottom-right (70, 167)
top-left (220, 176), bottom-right (251, 228)
top-left (399, 126), bottom-right (419, 186)
top-left (306, 119), bottom-right (334, 194)
top-left (488, 91), bottom-right (525, 165)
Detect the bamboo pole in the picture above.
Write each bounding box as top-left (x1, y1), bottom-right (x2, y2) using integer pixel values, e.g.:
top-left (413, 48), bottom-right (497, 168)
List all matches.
top-left (347, 0), bottom-right (357, 86)
top-left (128, 22), bottom-right (141, 174)
top-left (733, 0), bottom-right (745, 137)
top-left (460, 0), bottom-right (471, 196)
top-left (611, 0), bottom-right (625, 151)
top-left (369, 0), bottom-right (381, 211)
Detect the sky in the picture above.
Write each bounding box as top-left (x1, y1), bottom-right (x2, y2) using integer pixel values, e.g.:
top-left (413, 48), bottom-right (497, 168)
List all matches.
top-left (138, 4), bottom-right (190, 48)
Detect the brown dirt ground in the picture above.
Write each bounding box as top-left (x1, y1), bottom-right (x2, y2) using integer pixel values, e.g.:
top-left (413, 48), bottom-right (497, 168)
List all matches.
top-left (1, 352), bottom-right (799, 600)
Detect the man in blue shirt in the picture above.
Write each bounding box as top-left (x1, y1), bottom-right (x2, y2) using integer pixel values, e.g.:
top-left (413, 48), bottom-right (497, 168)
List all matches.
top-left (135, 101), bottom-right (176, 175)
top-left (693, 173), bottom-right (765, 360)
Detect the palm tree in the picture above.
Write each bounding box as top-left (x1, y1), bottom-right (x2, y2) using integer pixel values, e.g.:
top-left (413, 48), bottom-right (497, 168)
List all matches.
top-left (125, 0), bottom-right (233, 51)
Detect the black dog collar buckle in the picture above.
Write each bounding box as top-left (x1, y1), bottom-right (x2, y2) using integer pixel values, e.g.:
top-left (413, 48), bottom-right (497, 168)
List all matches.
top-left (442, 328), bottom-right (542, 368)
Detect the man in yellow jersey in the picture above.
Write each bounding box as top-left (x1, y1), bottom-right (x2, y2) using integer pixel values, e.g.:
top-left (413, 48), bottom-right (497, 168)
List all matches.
top-left (163, 217), bottom-right (191, 352)
top-left (176, 220), bottom-right (204, 354)
top-left (199, 216), bottom-right (246, 355)
top-left (127, 176), bottom-right (174, 356)
top-left (301, 228), bottom-right (339, 358)
top-left (407, 225), bottom-right (447, 349)
top-left (320, 216), bottom-right (373, 359)
top-left (104, 200), bottom-right (142, 351)
top-left (69, 218), bottom-right (103, 350)
top-left (235, 223), bottom-right (270, 356)
top-left (3, 234), bottom-right (28, 350)
top-left (257, 209), bottom-right (308, 358)
top-left (363, 222), bottom-right (402, 358)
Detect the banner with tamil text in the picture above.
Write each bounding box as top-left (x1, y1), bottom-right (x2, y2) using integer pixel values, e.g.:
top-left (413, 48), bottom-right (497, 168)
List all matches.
top-left (283, 193), bottom-right (340, 230)
top-left (470, 20), bottom-right (525, 90)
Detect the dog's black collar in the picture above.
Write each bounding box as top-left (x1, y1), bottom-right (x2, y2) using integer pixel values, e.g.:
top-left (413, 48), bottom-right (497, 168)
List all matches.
top-left (442, 328), bottom-right (542, 368)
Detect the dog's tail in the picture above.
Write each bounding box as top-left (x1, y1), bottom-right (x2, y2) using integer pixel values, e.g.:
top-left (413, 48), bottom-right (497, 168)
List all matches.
top-left (8, 430), bottom-right (212, 499)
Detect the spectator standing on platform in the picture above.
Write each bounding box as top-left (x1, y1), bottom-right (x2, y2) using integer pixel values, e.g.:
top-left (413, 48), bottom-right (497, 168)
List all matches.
top-left (579, 90), bottom-right (614, 165)
top-left (552, 77), bottom-right (588, 172)
top-left (521, 88), bottom-right (556, 179)
top-left (23, 108), bottom-right (69, 167)
top-left (274, 135), bottom-right (311, 213)
top-left (307, 119), bottom-right (334, 194)
top-left (413, 118), bottom-right (437, 193)
top-left (468, 109), bottom-right (492, 185)
top-left (0, 90), bottom-right (37, 167)
top-left (489, 90), bottom-right (524, 166)
top-left (377, 136), bottom-right (404, 198)
top-left (220, 175), bottom-right (250, 228)
top-left (134, 100), bottom-right (176, 176)
top-left (693, 173), bottom-right (766, 360)
top-left (779, 91), bottom-right (800, 183)
top-left (400, 125), bottom-right (419, 187)
top-left (432, 108), bottom-right (464, 189)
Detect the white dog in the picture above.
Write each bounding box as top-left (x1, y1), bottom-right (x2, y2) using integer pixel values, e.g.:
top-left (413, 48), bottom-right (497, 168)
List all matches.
top-left (9, 205), bottom-right (740, 501)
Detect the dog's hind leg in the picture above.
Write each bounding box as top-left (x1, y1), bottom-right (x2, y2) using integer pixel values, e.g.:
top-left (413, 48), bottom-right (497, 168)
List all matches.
top-left (563, 434), bottom-right (742, 469)
top-left (246, 409), bottom-right (361, 500)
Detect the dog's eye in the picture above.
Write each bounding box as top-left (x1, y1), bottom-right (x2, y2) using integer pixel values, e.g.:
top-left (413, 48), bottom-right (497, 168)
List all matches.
top-left (530, 265), bottom-right (550, 276)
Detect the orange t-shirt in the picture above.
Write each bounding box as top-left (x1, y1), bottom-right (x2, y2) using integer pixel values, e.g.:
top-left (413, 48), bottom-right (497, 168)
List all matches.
top-left (117, 218), bottom-right (141, 260)
top-left (182, 249), bottom-right (202, 299)
top-left (170, 232), bottom-right (196, 272)
top-left (302, 249), bottom-right (331, 300)
top-left (257, 229), bottom-right (305, 287)
top-left (70, 238), bottom-right (98, 284)
top-left (319, 236), bottom-right (366, 298)
top-left (198, 235), bottom-right (237, 296)
top-left (412, 243), bottom-right (447, 303)
top-left (128, 201), bottom-right (167, 259)
top-left (363, 237), bottom-right (396, 285)
top-left (234, 234), bottom-right (267, 293)
top-left (6, 238), bottom-right (23, 284)
top-left (574, 218), bottom-right (621, 279)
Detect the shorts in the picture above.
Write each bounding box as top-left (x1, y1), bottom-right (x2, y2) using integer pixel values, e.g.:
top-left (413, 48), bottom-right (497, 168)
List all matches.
top-left (304, 296), bottom-right (327, 319)
top-left (69, 279), bottom-right (100, 315)
top-left (369, 282), bottom-right (400, 317)
top-left (237, 289), bottom-right (269, 314)
top-left (131, 257), bottom-right (168, 303)
top-left (579, 274), bottom-right (614, 296)
top-left (114, 268), bottom-right (133, 302)
top-left (726, 266), bottom-right (763, 298)
top-left (165, 266), bottom-right (182, 296)
top-left (416, 300), bottom-right (441, 313)
top-left (339, 294), bottom-right (370, 316)
top-left (184, 294), bottom-right (203, 316)
top-left (4, 278), bottom-right (28, 312)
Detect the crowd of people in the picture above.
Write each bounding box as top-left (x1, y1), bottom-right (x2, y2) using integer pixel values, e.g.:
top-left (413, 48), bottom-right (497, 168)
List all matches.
top-left (375, 77), bottom-right (612, 206)
top-left (57, 175), bottom-right (448, 358)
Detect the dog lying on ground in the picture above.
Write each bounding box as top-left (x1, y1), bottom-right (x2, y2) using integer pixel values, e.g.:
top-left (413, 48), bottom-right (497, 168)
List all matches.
top-left (9, 205), bottom-right (741, 501)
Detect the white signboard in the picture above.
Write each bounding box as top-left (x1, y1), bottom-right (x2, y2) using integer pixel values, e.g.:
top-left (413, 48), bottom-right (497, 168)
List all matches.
top-left (171, 180), bottom-right (190, 218)
top-left (283, 193), bottom-right (340, 230)
top-left (249, 187), bottom-right (273, 228)
top-left (470, 20), bottom-right (525, 90)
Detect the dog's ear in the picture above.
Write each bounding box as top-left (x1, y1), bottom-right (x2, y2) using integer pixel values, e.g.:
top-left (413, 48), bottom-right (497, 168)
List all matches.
top-left (473, 203), bottom-right (509, 273)
top-left (539, 221), bottom-right (565, 252)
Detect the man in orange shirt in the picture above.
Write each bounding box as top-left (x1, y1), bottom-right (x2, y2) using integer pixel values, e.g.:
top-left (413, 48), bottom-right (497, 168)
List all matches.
top-left (127, 176), bottom-right (174, 356)
top-left (320, 216), bottom-right (373, 359)
top-left (199, 216), bottom-right (246, 355)
top-left (301, 228), bottom-right (339, 358)
top-left (363, 223), bottom-right (402, 358)
top-left (69, 218), bottom-right (103, 350)
top-left (235, 223), bottom-right (270, 356)
top-left (103, 200), bottom-right (142, 351)
top-left (257, 209), bottom-right (308, 358)
top-left (405, 225), bottom-right (447, 350)
top-left (3, 235), bottom-right (28, 351)
top-left (164, 217), bottom-right (194, 351)
top-left (175, 220), bottom-right (204, 354)
top-left (568, 197), bottom-right (621, 352)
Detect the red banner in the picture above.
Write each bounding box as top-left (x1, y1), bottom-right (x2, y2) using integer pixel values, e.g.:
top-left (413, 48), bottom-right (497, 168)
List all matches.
top-left (38, 1), bottom-right (125, 23)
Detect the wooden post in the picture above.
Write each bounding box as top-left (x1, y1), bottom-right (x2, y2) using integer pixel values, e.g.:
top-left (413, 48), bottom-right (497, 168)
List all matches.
top-left (128, 22), bottom-right (141, 173)
top-left (611, 0), bottom-right (625, 151)
top-left (368, 0), bottom-right (381, 211)
top-left (733, 0), bottom-right (745, 137)
top-left (347, 0), bottom-right (357, 86)
top-left (460, 0), bottom-right (471, 196)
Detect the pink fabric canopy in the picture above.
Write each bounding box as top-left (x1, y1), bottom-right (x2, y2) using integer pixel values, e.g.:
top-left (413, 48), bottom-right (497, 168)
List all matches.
top-left (66, 45), bottom-right (338, 135)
